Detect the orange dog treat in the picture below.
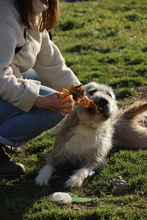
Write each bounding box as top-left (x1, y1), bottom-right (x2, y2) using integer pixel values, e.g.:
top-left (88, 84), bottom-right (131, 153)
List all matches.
top-left (69, 84), bottom-right (77, 94)
top-left (79, 95), bottom-right (93, 108)
top-left (69, 84), bottom-right (85, 101)
top-left (59, 84), bottom-right (100, 113)
top-left (58, 88), bottom-right (70, 98)
top-left (79, 96), bottom-right (100, 113)
top-left (58, 84), bottom-right (84, 100)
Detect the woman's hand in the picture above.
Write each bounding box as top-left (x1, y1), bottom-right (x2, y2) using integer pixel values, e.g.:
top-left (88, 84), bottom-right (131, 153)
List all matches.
top-left (34, 92), bottom-right (73, 116)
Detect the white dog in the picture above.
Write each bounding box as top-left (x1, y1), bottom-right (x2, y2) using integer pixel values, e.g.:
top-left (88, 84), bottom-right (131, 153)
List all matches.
top-left (36, 82), bottom-right (118, 187)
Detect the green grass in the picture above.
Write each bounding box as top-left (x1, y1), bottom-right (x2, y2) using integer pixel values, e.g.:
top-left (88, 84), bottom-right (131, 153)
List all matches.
top-left (0, 0), bottom-right (147, 219)
top-left (54, 0), bottom-right (147, 99)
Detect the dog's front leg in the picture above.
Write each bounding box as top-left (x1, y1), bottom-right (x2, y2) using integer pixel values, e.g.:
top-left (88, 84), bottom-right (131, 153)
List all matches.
top-left (35, 151), bottom-right (66, 186)
top-left (35, 164), bottom-right (54, 186)
top-left (65, 167), bottom-right (91, 187)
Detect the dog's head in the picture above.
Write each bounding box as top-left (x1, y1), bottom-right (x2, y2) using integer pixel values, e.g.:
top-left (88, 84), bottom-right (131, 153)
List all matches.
top-left (75, 82), bottom-right (118, 127)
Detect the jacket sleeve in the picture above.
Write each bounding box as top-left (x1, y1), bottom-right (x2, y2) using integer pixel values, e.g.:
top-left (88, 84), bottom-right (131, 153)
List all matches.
top-left (0, 21), bottom-right (40, 112)
top-left (33, 30), bottom-right (81, 91)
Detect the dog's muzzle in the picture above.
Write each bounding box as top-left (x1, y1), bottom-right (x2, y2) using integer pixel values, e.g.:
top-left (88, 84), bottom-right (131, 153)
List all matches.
top-left (88, 97), bottom-right (111, 118)
top-left (97, 97), bottom-right (108, 108)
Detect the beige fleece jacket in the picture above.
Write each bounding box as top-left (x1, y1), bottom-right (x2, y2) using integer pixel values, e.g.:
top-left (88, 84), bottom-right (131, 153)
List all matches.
top-left (0, 0), bottom-right (80, 112)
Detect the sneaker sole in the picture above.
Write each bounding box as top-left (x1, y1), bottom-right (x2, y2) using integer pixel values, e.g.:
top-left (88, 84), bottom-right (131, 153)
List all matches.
top-left (0, 169), bottom-right (25, 179)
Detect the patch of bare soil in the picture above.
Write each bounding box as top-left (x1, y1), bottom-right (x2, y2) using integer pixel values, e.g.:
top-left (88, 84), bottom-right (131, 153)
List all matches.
top-left (136, 86), bottom-right (147, 99)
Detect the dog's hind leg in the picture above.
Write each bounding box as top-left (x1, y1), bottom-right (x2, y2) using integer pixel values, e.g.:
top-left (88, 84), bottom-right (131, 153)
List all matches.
top-left (114, 120), bottom-right (147, 149)
top-left (114, 101), bottom-right (147, 150)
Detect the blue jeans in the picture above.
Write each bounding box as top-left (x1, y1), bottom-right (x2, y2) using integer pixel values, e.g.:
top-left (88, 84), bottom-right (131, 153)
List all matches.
top-left (0, 70), bottom-right (63, 147)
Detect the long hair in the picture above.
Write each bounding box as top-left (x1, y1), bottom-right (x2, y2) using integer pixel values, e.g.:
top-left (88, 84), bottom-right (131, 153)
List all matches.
top-left (14, 0), bottom-right (60, 32)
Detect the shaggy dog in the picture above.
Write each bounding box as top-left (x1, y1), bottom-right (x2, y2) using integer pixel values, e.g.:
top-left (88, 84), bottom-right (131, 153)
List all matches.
top-left (36, 82), bottom-right (118, 187)
top-left (35, 82), bottom-right (147, 187)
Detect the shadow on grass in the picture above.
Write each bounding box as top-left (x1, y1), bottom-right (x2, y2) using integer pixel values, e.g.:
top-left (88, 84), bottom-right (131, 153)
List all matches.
top-left (0, 163), bottom-right (84, 220)
top-left (0, 148), bottom-right (146, 220)
top-left (0, 169), bottom-right (69, 220)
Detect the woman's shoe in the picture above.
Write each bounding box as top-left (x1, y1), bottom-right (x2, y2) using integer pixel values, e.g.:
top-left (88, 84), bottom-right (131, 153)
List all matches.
top-left (3, 145), bottom-right (21, 155)
top-left (0, 145), bottom-right (25, 179)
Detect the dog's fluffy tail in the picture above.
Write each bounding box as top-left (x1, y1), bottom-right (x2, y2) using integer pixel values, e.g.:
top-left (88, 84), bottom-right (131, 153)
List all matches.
top-left (113, 101), bottom-right (147, 150)
top-left (121, 101), bottom-right (147, 120)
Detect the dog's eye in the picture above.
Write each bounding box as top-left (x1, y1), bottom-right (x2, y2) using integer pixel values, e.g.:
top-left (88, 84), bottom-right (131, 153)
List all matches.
top-left (107, 92), bottom-right (112, 98)
top-left (88, 89), bottom-right (97, 96)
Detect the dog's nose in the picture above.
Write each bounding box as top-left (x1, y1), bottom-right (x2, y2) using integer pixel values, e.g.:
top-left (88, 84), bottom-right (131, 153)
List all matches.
top-left (98, 98), bottom-right (108, 107)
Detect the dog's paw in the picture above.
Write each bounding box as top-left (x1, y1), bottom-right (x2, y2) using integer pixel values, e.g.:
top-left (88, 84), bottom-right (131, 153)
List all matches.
top-left (65, 176), bottom-right (83, 187)
top-left (35, 173), bottom-right (48, 186)
top-left (35, 165), bottom-right (53, 186)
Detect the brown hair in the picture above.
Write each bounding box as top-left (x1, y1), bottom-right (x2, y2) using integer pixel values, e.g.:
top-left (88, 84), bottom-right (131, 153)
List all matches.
top-left (14, 0), bottom-right (60, 32)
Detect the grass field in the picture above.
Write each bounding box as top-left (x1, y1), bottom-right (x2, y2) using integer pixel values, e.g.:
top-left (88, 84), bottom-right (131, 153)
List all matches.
top-left (0, 0), bottom-right (147, 219)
